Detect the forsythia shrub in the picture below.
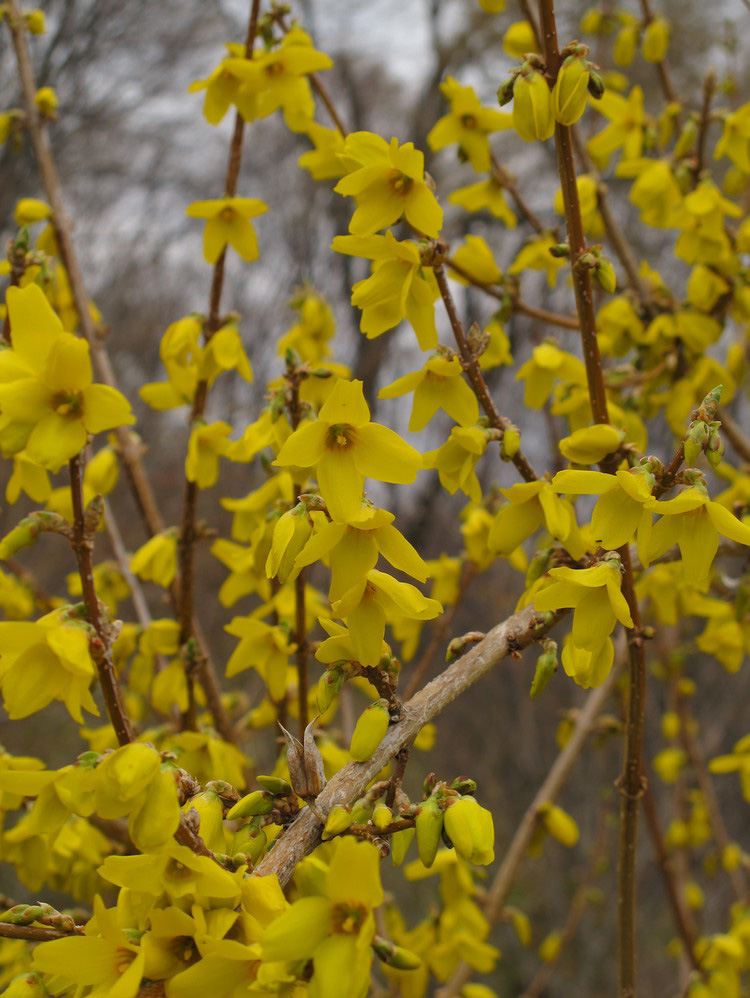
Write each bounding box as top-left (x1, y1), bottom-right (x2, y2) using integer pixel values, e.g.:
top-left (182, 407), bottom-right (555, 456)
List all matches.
top-left (0, 1), bottom-right (750, 997)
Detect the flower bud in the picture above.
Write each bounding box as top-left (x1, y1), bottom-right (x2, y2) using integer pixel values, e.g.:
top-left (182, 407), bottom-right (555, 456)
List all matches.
top-left (230, 818), bottom-right (267, 864)
top-left (317, 664), bottom-right (345, 713)
top-left (512, 69), bottom-right (555, 142)
top-left (183, 789), bottom-right (226, 851)
top-left (706, 424), bottom-right (724, 468)
top-left (587, 68), bottom-right (605, 100)
top-left (349, 699), bottom-right (391, 762)
top-left (391, 826), bottom-right (415, 866)
top-left (683, 420), bottom-right (709, 465)
top-left (540, 802), bottom-right (579, 847)
top-left (372, 936), bottom-right (422, 970)
top-left (265, 502), bottom-right (312, 583)
top-left (443, 795), bottom-right (495, 864)
top-left (451, 776), bottom-right (477, 795)
top-left (501, 425), bottom-right (521, 460)
top-left (279, 718), bottom-right (326, 802)
top-left (552, 55), bottom-right (590, 126)
top-left (322, 803), bottom-right (353, 840)
top-left (613, 25), bottom-right (637, 66)
top-left (497, 75), bottom-right (517, 107)
top-left (539, 929), bottom-right (563, 963)
top-left (256, 775), bottom-right (293, 797)
top-left (530, 641), bottom-right (558, 698)
top-left (350, 796), bottom-right (375, 825)
top-left (23, 11), bottom-right (46, 34)
top-left (227, 789), bottom-right (274, 820)
top-left (642, 18), bottom-right (669, 62)
top-left (372, 803), bottom-right (393, 831)
top-left (416, 794), bottom-right (444, 867)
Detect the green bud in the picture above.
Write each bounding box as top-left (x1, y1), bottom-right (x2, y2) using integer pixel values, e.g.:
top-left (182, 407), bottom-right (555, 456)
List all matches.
top-left (548, 243), bottom-right (571, 258)
top-left (683, 420), bottom-right (709, 465)
top-left (501, 425), bottom-right (521, 460)
top-left (446, 631), bottom-right (485, 663)
top-left (698, 385), bottom-right (722, 422)
top-left (706, 425), bottom-right (724, 468)
top-left (372, 936), bottom-right (422, 970)
top-left (594, 257), bottom-right (617, 293)
top-left (587, 67), bottom-right (605, 99)
top-left (322, 803), bottom-right (353, 840)
top-left (317, 664), bottom-right (345, 713)
top-left (451, 776), bottom-right (477, 795)
top-left (391, 826), bottom-right (415, 866)
top-left (530, 641), bottom-right (558, 698)
top-left (350, 796), bottom-right (375, 825)
top-left (415, 795), bottom-right (444, 868)
top-left (349, 698), bottom-right (391, 762)
top-left (230, 819), bottom-right (267, 864)
top-left (256, 775), bottom-right (293, 797)
top-left (226, 789), bottom-right (274, 820)
top-left (497, 74), bottom-right (517, 107)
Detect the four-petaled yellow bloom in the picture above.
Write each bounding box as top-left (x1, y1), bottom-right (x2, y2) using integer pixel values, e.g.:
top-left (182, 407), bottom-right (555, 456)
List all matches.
top-left (335, 133), bottom-right (443, 237)
top-left (0, 285), bottom-right (135, 471)
top-left (186, 196), bottom-right (268, 264)
top-left (273, 378), bottom-right (422, 523)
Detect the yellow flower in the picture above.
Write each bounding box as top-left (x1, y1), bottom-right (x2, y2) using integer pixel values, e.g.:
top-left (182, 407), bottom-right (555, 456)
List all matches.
top-left (273, 378), bottom-right (422, 523)
top-left (532, 558), bottom-right (633, 652)
top-left (427, 77), bottom-right (512, 172)
top-left (235, 27), bottom-right (333, 125)
top-left (422, 426), bottom-right (489, 502)
top-left (714, 103), bottom-right (750, 173)
top-left (99, 841), bottom-right (243, 902)
top-left (488, 480), bottom-right (588, 560)
top-left (558, 423), bottom-right (623, 465)
top-left (515, 342), bottom-right (587, 408)
top-left (130, 529), bottom-right (178, 587)
top-left (186, 196), bottom-right (267, 264)
top-left (33, 896), bottom-right (144, 998)
top-left (332, 568), bottom-right (442, 667)
top-left (332, 232), bottom-right (439, 349)
top-left (262, 837), bottom-right (384, 998)
top-left (334, 132), bottom-right (443, 237)
top-left (587, 85), bottom-right (646, 168)
top-left (293, 501), bottom-right (428, 601)
top-left (224, 616), bottom-right (295, 699)
top-left (552, 467), bottom-right (656, 557)
top-left (0, 611), bottom-right (99, 722)
top-left (508, 234), bottom-right (567, 290)
top-left (449, 234), bottom-right (502, 286)
top-left (33, 87), bottom-right (57, 118)
top-left (13, 198), bottom-right (50, 226)
top-left (188, 47), bottom-right (257, 125)
top-left (379, 354), bottom-right (478, 432)
top-left (0, 285), bottom-right (135, 471)
top-left (278, 288), bottom-right (335, 362)
top-left (5, 452), bottom-right (51, 504)
top-left (503, 20), bottom-right (539, 57)
top-left (615, 158), bottom-right (683, 228)
top-left (552, 54), bottom-right (590, 126)
top-left (648, 485), bottom-right (750, 583)
top-left (185, 420), bottom-right (232, 488)
top-left (448, 178), bottom-right (517, 227)
top-left (294, 118), bottom-right (348, 180)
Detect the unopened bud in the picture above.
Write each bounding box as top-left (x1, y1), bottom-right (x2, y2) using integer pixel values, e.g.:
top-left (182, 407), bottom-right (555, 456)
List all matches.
top-left (227, 790), bottom-right (274, 820)
top-left (446, 631), bottom-right (485, 663)
top-left (501, 425), bottom-right (521, 460)
top-left (552, 54), bottom-right (590, 126)
top-left (318, 664), bottom-right (346, 713)
top-left (322, 804), bottom-right (353, 840)
top-left (530, 641), bottom-right (558, 698)
top-left (350, 796), bottom-right (375, 825)
top-left (512, 68), bottom-right (555, 142)
top-left (587, 67), bottom-right (605, 99)
top-left (540, 801), bottom-right (579, 847)
top-left (706, 424), bottom-right (724, 468)
top-left (594, 257), bottom-right (617, 293)
top-left (279, 718), bottom-right (326, 802)
top-left (391, 826), bottom-right (415, 866)
top-left (549, 243), bottom-right (571, 258)
top-left (415, 794), bottom-right (444, 868)
top-left (256, 775), bottom-right (293, 798)
top-left (350, 699), bottom-right (391, 762)
top-left (372, 803), bottom-right (393, 831)
top-left (372, 936), bottom-right (422, 970)
top-left (451, 776), bottom-right (477, 795)
top-left (683, 420), bottom-right (709, 465)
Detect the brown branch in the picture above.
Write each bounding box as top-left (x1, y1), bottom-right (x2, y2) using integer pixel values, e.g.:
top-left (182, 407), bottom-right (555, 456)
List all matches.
top-left (436, 656), bottom-right (623, 998)
top-left (0, 922), bottom-right (84, 942)
top-left (538, 6), bottom-right (648, 994)
top-left (253, 604), bottom-right (559, 886)
top-left (5, 0), bottom-right (164, 540)
top-left (309, 73), bottom-right (348, 137)
top-left (693, 72), bottom-right (716, 183)
top-left (490, 153), bottom-right (549, 236)
top-left (642, 783), bottom-right (704, 975)
top-left (69, 456), bottom-right (134, 746)
top-left (433, 259), bottom-right (538, 483)
top-left (717, 409), bottom-right (750, 465)
top-left (177, 0), bottom-right (262, 731)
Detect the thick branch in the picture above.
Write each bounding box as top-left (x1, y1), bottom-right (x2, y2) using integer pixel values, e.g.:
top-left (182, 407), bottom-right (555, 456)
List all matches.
top-left (254, 604), bottom-right (555, 886)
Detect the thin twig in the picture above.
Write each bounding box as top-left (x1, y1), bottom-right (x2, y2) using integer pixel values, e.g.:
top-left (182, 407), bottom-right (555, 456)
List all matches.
top-left (69, 456), bottom-right (134, 746)
top-left (0, 922), bottom-right (84, 942)
top-left (433, 259), bottom-right (538, 483)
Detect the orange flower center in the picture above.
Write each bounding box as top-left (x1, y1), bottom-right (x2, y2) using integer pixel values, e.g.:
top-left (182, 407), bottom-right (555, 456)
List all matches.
top-left (460, 113), bottom-right (478, 129)
top-left (332, 902), bottom-right (368, 935)
top-left (326, 423), bottom-right (355, 450)
top-left (388, 170), bottom-right (414, 197)
top-left (114, 946), bottom-right (136, 975)
top-left (220, 207), bottom-right (236, 222)
top-left (52, 391), bottom-right (83, 418)
top-left (265, 60), bottom-right (285, 77)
